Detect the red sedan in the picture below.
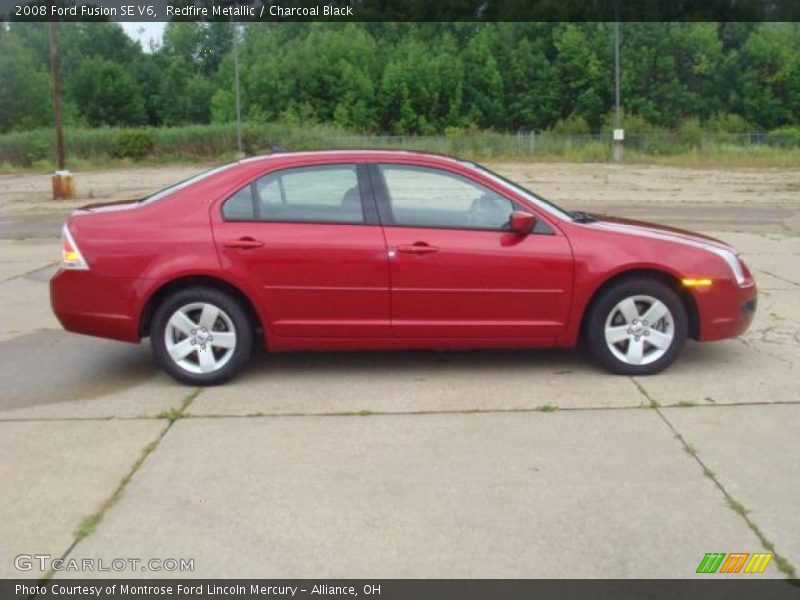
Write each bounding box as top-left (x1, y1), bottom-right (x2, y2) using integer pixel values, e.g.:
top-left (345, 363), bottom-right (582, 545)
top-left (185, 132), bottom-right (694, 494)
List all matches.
top-left (51, 151), bottom-right (757, 385)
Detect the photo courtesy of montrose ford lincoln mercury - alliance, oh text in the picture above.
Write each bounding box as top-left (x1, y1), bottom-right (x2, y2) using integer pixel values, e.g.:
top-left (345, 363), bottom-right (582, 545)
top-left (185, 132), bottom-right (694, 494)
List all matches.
top-left (50, 150), bottom-right (757, 385)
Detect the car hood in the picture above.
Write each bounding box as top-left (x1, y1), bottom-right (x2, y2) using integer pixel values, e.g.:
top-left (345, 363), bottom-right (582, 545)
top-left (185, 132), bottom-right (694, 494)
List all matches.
top-left (586, 213), bottom-right (735, 252)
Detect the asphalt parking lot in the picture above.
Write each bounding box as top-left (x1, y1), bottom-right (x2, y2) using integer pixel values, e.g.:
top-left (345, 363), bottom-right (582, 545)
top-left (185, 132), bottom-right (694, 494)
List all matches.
top-left (1, 163), bottom-right (798, 579)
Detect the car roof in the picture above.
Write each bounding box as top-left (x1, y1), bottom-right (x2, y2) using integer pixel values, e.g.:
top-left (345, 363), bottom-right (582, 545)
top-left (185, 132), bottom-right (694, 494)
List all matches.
top-left (237, 149), bottom-right (467, 168)
top-left (159, 150), bottom-right (476, 208)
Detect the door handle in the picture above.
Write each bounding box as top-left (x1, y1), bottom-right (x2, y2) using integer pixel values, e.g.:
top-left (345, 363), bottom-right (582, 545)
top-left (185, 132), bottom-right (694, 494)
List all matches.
top-left (223, 237), bottom-right (264, 250)
top-left (396, 243), bottom-right (439, 255)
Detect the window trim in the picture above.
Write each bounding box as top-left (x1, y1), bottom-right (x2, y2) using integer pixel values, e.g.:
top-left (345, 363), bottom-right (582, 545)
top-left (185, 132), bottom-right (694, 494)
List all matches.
top-left (369, 163), bottom-right (553, 235)
top-left (220, 163), bottom-right (379, 226)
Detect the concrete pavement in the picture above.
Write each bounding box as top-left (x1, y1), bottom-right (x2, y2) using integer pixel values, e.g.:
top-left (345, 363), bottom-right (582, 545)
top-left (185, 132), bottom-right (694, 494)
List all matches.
top-left (60, 411), bottom-right (779, 578)
top-left (0, 420), bottom-right (165, 577)
top-left (663, 404), bottom-right (800, 575)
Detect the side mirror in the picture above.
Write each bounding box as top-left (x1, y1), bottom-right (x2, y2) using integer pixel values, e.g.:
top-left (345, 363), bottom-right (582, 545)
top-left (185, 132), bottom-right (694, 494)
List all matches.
top-left (509, 211), bottom-right (537, 235)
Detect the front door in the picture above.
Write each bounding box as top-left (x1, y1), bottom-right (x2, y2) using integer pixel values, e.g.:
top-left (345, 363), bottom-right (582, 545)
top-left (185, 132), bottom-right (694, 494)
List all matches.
top-left (213, 162), bottom-right (390, 338)
top-left (371, 163), bottom-right (573, 339)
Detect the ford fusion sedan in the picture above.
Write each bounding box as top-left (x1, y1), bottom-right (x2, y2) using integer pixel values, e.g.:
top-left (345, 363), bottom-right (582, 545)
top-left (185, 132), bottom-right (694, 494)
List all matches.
top-left (50, 151), bottom-right (757, 385)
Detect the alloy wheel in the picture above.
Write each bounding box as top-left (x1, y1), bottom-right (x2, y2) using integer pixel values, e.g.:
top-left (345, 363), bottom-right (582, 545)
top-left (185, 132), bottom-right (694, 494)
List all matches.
top-left (164, 302), bottom-right (237, 374)
top-left (603, 295), bottom-right (675, 366)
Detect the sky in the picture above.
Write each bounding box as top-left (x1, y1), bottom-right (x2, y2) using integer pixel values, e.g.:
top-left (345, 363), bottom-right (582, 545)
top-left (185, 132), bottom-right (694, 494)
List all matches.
top-left (120, 22), bottom-right (166, 51)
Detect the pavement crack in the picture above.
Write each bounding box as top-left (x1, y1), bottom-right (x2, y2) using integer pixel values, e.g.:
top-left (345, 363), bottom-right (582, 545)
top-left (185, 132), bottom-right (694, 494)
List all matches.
top-left (4, 398), bottom-right (800, 424)
top-left (632, 377), bottom-right (798, 579)
top-left (0, 261), bottom-right (58, 284)
top-left (159, 387), bottom-right (203, 422)
top-left (754, 268), bottom-right (800, 288)
top-left (40, 388), bottom-right (204, 583)
top-left (737, 337), bottom-right (796, 370)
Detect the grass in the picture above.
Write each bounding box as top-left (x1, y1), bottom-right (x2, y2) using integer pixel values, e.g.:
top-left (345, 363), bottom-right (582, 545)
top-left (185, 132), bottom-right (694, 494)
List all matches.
top-left (158, 407), bottom-right (184, 423)
top-left (73, 437), bottom-right (161, 541)
top-left (626, 145), bottom-right (800, 169)
top-left (158, 388), bottom-right (201, 422)
top-left (2, 122), bottom-right (800, 171)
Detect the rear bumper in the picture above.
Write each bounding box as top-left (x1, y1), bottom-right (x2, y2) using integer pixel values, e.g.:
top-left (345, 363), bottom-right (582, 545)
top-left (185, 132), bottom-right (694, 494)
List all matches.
top-left (50, 269), bottom-right (142, 343)
top-left (695, 280), bottom-right (757, 342)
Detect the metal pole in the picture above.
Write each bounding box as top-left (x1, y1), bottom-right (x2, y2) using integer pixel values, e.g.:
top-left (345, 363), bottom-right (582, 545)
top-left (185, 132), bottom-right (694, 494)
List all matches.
top-left (49, 22), bottom-right (65, 171)
top-left (614, 21), bottom-right (621, 131)
top-left (233, 21), bottom-right (243, 158)
top-left (612, 20), bottom-right (624, 163)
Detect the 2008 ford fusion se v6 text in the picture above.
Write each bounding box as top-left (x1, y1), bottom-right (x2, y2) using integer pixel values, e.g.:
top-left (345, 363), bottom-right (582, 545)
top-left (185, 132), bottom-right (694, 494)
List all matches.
top-left (50, 151), bottom-right (757, 385)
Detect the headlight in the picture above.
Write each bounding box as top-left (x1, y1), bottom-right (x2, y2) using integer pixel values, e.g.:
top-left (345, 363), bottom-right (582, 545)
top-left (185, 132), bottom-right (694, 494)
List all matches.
top-left (711, 246), bottom-right (746, 286)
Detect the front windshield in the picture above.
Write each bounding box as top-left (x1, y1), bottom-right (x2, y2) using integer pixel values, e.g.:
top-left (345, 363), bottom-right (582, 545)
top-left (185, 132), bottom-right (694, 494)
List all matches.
top-left (139, 162), bottom-right (238, 205)
top-left (464, 162), bottom-right (575, 221)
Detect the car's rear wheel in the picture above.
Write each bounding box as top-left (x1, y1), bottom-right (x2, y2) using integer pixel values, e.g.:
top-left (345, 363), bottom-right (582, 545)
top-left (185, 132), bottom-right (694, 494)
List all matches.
top-left (586, 278), bottom-right (687, 375)
top-left (151, 287), bottom-right (253, 385)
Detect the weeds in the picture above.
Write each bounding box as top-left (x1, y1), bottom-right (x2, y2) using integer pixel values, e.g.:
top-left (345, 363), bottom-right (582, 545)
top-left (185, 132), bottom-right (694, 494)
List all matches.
top-left (3, 123), bottom-right (800, 170)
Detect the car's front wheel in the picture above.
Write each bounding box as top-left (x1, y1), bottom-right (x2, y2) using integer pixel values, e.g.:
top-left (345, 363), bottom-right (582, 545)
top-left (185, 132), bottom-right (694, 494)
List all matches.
top-left (586, 278), bottom-right (688, 375)
top-left (151, 287), bottom-right (253, 385)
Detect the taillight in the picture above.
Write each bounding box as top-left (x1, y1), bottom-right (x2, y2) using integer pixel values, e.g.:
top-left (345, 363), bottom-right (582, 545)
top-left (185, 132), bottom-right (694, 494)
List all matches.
top-left (61, 224), bottom-right (89, 270)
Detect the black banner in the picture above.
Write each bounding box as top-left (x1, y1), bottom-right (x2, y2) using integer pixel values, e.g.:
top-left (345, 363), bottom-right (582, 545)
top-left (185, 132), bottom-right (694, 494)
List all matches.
top-left (3, 580), bottom-right (800, 600)
top-left (3, 0), bottom-right (800, 23)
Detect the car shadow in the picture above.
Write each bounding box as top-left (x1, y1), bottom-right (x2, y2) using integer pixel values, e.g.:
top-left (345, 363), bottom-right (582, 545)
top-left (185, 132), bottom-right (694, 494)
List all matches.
top-left (0, 330), bottom-right (157, 411)
top-left (242, 345), bottom-right (592, 379)
top-left (0, 330), bottom-right (749, 414)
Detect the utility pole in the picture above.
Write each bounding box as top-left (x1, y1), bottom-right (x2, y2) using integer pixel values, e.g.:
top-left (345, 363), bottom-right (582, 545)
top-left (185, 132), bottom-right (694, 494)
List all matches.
top-left (232, 20), bottom-right (243, 159)
top-left (612, 20), bottom-right (624, 163)
top-left (49, 22), bottom-right (64, 171)
top-left (49, 21), bottom-right (74, 199)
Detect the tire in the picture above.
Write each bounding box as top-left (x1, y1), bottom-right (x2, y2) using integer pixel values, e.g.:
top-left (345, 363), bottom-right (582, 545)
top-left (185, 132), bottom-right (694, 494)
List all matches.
top-left (150, 286), bottom-right (253, 385)
top-left (586, 277), bottom-right (687, 375)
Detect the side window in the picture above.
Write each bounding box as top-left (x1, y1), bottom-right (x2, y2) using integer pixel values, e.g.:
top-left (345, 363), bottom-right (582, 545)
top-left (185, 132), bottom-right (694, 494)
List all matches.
top-left (256, 164), bottom-right (363, 223)
top-left (221, 186), bottom-right (255, 221)
top-left (378, 165), bottom-right (514, 230)
top-left (221, 164), bottom-right (364, 224)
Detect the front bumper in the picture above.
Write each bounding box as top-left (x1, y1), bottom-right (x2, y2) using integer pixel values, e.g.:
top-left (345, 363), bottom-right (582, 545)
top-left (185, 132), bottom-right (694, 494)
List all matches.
top-left (694, 280), bottom-right (757, 342)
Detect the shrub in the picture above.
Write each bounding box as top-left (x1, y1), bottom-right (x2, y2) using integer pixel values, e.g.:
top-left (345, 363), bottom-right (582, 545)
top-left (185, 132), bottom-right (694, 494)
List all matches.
top-left (26, 139), bottom-right (49, 166)
top-left (600, 111), bottom-right (665, 136)
top-left (551, 115), bottom-right (591, 135)
top-left (679, 118), bottom-right (704, 147)
top-left (111, 129), bottom-right (155, 160)
top-left (767, 126), bottom-right (800, 147)
top-left (707, 113), bottom-right (753, 134)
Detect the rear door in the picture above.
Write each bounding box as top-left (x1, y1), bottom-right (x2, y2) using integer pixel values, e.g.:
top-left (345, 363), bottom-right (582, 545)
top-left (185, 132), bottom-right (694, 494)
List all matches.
top-left (212, 162), bottom-right (391, 338)
top-left (371, 163), bottom-right (573, 340)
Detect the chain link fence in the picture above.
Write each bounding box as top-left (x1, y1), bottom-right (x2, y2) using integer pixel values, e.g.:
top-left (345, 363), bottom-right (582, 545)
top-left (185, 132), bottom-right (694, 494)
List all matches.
top-left (322, 131), bottom-right (800, 159)
top-left (2, 124), bottom-right (799, 167)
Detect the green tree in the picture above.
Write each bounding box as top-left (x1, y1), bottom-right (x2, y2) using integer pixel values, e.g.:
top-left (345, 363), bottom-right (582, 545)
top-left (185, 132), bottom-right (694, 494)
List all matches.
top-left (552, 24), bottom-right (608, 131)
top-left (0, 33), bottom-right (51, 132)
top-left (70, 58), bottom-right (146, 126)
top-left (3, 21), bottom-right (800, 136)
top-left (734, 23), bottom-right (800, 128)
top-left (463, 26), bottom-right (505, 129)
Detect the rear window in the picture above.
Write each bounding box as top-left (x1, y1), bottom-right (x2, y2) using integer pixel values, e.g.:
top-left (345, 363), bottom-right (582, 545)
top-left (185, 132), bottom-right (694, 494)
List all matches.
top-left (221, 186), bottom-right (255, 221)
top-left (140, 163), bottom-right (238, 205)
